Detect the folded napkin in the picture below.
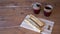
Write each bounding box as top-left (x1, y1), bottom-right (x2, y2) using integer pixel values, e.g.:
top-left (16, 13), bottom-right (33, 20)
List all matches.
top-left (20, 15), bottom-right (54, 34)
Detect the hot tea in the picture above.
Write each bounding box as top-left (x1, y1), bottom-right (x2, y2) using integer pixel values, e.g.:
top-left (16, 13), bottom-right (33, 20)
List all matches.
top-left (32, 2), bottom-right (41, 14)
top-left (44, 5), bottom-right (53, 17)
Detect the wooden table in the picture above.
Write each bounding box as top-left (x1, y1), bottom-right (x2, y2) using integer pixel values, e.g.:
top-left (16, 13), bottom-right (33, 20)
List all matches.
top-left (0, 0), bottom-right (60, 34)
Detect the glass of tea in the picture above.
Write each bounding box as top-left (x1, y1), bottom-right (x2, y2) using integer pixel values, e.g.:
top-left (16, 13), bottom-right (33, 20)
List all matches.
top-left (32, 2), bottom-right (41, 14)
top-left (44, 5), bottom-right (53, 17)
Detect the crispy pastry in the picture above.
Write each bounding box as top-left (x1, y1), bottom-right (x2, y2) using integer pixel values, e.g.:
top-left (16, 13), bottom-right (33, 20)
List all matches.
top-left (24, 19), bottom-right (42, 32)
top-left (29, 14), bottom-right (45, 27)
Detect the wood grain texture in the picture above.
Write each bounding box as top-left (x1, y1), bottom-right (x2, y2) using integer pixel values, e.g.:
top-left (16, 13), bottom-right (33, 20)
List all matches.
top-left (0, 0), bottom-right (60, 34)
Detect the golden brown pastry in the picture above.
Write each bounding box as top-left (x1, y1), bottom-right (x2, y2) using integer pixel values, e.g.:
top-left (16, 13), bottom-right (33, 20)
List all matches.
top-left (29, 14), bottom-right (45, 27)
top-left (24, 19), bottom-right (42, 32)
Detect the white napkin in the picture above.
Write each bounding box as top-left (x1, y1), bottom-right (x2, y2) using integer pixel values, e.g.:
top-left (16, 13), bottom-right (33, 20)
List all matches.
top-left (20, 15), bottom-right (54, 34)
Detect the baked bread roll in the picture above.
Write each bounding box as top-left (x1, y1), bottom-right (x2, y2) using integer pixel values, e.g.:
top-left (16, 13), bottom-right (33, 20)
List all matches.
top-left (24, 18), bottom-right (42, 32)
top-left (26, 18), bottom-right (42, 30)
top-left (29, 14), bottom-right (45, 27)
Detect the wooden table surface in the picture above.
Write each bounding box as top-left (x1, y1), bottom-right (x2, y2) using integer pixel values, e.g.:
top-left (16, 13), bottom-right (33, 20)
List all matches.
top-left (0, 0), bottom-right (60, 34)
